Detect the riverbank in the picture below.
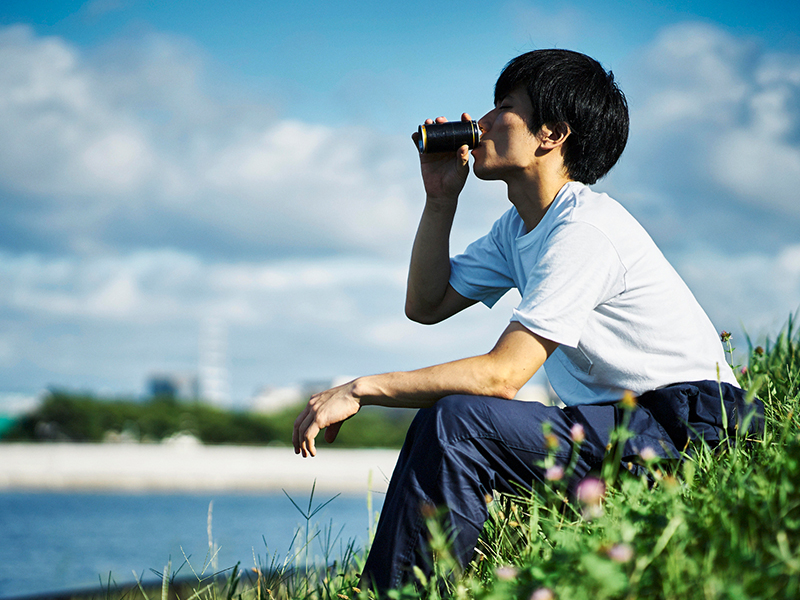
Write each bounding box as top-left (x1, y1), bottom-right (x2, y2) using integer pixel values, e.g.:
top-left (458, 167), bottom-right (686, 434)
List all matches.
top-left (0, 442), bottom-right (399, 493)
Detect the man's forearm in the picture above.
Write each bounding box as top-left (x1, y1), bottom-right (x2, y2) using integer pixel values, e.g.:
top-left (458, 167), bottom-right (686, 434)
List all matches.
top-left (293, 323), bottom-right (556, 457)
top-left (405, 196), bottom-right (458, 322)
top-left (354, 323), bottom-right (555, 408)
top-left (353, 356), bottom-right (520, 409)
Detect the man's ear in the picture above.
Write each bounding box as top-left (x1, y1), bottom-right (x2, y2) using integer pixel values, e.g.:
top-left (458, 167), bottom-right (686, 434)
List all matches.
top-left (538, 121), bottom-right (571, 149)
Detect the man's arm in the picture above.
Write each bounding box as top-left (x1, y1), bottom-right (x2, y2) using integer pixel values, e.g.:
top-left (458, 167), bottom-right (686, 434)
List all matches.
top-left (292, 322), bottom-right (558, 457)
top-left (405, 114), bottom-right (477, 324)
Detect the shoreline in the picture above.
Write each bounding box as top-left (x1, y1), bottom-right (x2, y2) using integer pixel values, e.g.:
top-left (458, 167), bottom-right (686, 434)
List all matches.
top-left (0, 442), bottom-right (399, 494)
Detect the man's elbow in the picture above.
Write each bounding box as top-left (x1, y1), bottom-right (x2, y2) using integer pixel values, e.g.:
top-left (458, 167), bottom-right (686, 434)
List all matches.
top-left (492, 383), bottom-right (520, 401)
top-left (404, 300), bottom-right (442, 325)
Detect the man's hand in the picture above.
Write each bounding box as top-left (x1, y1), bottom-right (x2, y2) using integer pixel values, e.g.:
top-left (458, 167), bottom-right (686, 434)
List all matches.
top-left (292, 379), bottom-right (362, 457)
top-left (412, 113), bottom-right (473, 202)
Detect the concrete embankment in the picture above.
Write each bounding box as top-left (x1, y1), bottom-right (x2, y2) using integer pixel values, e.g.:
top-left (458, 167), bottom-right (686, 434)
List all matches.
top-left (0, 442), bottom-right (399, 493)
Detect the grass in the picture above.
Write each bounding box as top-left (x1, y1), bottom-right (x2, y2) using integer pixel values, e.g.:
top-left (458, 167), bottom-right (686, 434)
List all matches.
top-left (57, 318), bottom-right (800, 600)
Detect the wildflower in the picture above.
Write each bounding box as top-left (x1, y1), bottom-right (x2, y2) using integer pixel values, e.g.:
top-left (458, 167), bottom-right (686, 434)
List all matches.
top-left (741, 366), bottom-right (748, 375)
top-left (495, 565), bottom-right (519, 581)
top-left (545, 465), bottom-right (564, 481)
top-left (577, 477), bottom-right (605, 503)
top-left (720, 331), bottom-right (731, 343)
top-left (620, 390), bottom-right (637, 409)
top-left (639, 446), bottom-right (658, 462)
top-left (530, 588), bottom-right (555, 600)
top-left (663, 474), bottom-right (680, 491)
top-left (570, 423), bottom-right (585, 443)
top-left (337, 594), bottom-right (349, 600)
top-left (576, 477), bottom-right (605, 518)
top-left (420, 502), bottom-right (437, 519)
top-left (606, 543), bottom-right (634, 563)
top-left (544, 432), bottom-right (560, 451)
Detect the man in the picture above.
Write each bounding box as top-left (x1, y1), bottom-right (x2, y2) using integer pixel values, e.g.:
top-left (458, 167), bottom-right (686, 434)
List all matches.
top-left (292, 49), bottom-right (759, 592)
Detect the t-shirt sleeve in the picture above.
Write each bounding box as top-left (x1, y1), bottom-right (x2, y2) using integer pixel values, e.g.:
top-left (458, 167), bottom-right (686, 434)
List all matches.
top-left (449, 220), bottom-right (515, 308)
top-left (511, 222), bottom-right (626, 347)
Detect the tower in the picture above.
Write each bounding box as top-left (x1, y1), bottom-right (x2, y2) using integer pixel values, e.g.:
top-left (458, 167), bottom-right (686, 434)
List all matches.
top-left (199, 316), bottom-right (231, 407)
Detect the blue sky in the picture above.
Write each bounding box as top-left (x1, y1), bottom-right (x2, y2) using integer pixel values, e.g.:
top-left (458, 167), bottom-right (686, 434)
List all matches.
top-left (1, 0), bottom-right (799, 404)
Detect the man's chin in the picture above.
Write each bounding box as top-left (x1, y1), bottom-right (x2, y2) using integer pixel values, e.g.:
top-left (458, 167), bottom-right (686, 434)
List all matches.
top-left (472, 164), bottom-right (498, 181)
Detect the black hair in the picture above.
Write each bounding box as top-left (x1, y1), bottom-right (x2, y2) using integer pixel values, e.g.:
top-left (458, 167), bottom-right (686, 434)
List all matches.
top-left (494, 49), bottom-right (629, 185)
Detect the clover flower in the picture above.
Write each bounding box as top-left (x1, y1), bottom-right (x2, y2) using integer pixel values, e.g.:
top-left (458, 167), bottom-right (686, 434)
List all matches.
top-left (577, 477), bottom-right (605, 504)
top-left (530, 587), bottom-right (555, 600)
top-left (545, 465), bottom-right (564, 481)
top-left (576, 476), bottom-right (605, 518)
top-left (495, 565), bottom-right (519, 581)
top-left (570, 423), bottom-right (585, 443)
top-left (606, 543), bottom-right (634, 563)
top-left (639, 446), bottom-right (658, 462)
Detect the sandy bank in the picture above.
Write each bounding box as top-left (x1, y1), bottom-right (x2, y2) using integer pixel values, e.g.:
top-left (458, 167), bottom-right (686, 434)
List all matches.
top-left (0, 443), bottom-right (399, 493)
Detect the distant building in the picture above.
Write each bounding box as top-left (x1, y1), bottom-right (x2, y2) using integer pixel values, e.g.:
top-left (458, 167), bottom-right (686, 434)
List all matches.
top-left (199, 317), bottom-right (231, 408)
top-left (147, 372), bottom-right (200, 401)
top-left (250, 378), bottom-right (349, 414)
top-left (250, 385), bottom-right (303, 414)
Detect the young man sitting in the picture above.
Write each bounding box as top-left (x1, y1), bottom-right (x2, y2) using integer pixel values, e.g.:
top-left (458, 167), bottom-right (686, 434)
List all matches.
top-left (292, 49), bottom-right (760, 592)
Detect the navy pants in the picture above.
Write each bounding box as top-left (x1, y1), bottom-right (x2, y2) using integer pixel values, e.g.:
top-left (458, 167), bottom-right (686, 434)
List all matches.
top-left (361, 381), bottom-right (762, 591)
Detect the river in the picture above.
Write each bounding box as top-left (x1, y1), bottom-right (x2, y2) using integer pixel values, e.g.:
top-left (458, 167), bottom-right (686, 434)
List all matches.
top-left (0, 490), bottom-right (383, 598)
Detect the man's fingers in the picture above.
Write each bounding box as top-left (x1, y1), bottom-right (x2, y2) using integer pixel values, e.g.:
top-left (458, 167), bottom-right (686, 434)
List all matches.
top-left (303, 424), bottom-right (319, 457)
top-left (292, 406), bottom-right (311, 454)
top-left (300, 412), bottom-right (320, 458)
top-left (325, 421), bottom-right (342, 444)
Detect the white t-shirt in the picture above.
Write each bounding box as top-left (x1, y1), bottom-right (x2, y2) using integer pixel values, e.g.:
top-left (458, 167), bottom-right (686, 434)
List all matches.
top-left (449, 181), bottom-right (738, 406)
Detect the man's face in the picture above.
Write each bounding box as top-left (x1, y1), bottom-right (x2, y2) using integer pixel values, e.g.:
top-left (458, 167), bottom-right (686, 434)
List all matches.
top-left (471, 88), bottom-right (541, 181)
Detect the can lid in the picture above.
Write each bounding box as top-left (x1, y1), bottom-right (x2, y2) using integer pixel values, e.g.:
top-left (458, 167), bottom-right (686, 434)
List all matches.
top-left (417, 125), bottom-right (427, 153)
top-left (470, 120), bottom-right (480, 147)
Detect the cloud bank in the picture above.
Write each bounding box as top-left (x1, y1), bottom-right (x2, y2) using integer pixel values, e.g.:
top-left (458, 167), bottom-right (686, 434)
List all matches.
top-left (1, 21), bottom-right (799, 399)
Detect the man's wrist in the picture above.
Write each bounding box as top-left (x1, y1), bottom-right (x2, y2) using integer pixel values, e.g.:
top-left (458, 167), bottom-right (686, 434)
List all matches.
top-left (425, 195), bottom-right (459, 213)
top-left (350, 376), bottom-right (375, 407)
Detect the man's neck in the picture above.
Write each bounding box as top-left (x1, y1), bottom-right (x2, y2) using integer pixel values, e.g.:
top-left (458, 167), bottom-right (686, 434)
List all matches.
top-left (507, 171), bottom-right (573, 232)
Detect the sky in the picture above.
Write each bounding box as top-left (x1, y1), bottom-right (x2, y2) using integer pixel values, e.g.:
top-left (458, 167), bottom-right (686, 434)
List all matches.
top-left (1, 0), bottom-right (800, 405)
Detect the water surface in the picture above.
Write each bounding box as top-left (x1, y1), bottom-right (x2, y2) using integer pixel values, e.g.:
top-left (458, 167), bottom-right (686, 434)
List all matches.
top-left (0, 490), bottom-right (381, 598)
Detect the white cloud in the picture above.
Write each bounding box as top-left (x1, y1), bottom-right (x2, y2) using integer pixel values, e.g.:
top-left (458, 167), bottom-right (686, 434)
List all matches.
top-left (625, 22), bottom-right (800, 219)
top-left (0, 250), bottom-right (408, 325)
top-left (0, 26), bottom-right (158, 197)
top-left (710, 57), bottom-right (800, 214)
top-left (0, 25), bottom-right (422, 257)
top-left (634, 23), bottom-right (753, 129)
top-left (674, 243), bottom-right (800, 340)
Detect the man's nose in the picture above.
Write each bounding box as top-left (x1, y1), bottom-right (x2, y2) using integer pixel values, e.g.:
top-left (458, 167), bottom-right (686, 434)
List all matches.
top-left (477, 111), bottom-right (492, 134)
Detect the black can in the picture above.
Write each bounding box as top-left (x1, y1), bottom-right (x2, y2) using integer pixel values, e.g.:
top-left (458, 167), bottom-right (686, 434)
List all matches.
top-left (417, 120), bottom-right (481, 154)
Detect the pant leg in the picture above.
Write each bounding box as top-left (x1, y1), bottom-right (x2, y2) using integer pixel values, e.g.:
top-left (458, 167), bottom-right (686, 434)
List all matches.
top-left (360, 394), bottom-right (605, 592)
